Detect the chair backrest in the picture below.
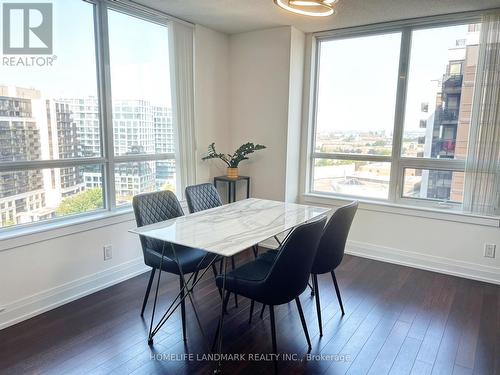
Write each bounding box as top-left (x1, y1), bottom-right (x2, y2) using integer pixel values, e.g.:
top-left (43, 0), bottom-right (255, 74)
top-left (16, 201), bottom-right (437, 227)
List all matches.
top-left (262, 216), bottom-right (327, 305)
top-left (185, 183), bottom-right (223, 213)
top-left (311, 201), bottom-right (358, 275)
top-left (132, 190), bottom-right (184, 253)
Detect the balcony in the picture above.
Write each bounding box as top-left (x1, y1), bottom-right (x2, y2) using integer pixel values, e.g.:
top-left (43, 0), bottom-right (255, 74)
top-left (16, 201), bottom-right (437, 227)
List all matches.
top-left (442, 74), bottom-right (463, 93)
top-left (441, 109), bottom-right (459, 122)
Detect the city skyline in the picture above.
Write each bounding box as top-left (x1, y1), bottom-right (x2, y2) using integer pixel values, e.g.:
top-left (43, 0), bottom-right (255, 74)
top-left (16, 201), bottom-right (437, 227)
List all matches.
top-left (0, 84), bottom-right (176, 228)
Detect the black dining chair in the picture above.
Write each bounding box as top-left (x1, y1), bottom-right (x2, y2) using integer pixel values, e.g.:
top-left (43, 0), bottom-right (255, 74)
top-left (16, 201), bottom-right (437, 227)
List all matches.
top-left (132, 190), bottom-right (219, 341)
top-left (256, 201), bottom-right (358, 337)
top-left (214, 217), bottom-right (327, 372)
top-left (185, 182), bottom-right (223, 213)
top-left (311, 201), bottom-right (358, 336)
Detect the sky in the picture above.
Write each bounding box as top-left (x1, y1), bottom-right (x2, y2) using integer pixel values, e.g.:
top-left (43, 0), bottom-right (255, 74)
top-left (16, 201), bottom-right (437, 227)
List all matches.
top-left (316, 24), bottom-right (471, 135)
top-left (0, 1), bottom-right (472, 123)
top-left (0, 0), bottom-right (172, 106)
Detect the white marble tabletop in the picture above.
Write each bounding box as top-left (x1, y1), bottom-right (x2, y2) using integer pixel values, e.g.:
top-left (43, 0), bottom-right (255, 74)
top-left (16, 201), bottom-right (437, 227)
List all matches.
top-left (129, 198), bottom-right (330, 257)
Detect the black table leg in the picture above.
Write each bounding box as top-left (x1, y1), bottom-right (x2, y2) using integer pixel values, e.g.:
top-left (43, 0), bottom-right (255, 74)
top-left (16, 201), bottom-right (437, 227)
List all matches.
top-left (147, 249), bottom-right (217, 347)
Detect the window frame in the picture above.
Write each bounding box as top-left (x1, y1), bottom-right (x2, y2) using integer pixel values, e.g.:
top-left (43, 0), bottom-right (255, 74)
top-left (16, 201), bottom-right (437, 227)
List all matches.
top-left (306, 11), bottom-right (490, 212)
top-left (0, 0), bottom-right (184, 235)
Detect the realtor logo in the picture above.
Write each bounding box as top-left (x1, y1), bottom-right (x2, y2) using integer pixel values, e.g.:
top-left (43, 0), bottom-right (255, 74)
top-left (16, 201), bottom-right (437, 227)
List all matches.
top-left (2, 3), bottom-right (53, 54)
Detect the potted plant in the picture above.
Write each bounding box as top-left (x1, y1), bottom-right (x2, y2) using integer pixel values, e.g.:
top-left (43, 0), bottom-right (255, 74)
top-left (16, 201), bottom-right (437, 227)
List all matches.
top-left (202, 142), bottom-right (266, 178)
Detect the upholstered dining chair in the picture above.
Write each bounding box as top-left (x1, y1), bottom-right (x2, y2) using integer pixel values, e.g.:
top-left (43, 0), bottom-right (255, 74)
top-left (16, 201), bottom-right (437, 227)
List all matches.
top-left (132, 190), bottom-right (219, 341)
top-left (255, 201), bottom-right (358, 337)
top-left (214, 217), bottom-right (327, 373)
top-left (310, 201), bottom-right (358, 336)
top-left (185, 183), bottom-right (223, 213)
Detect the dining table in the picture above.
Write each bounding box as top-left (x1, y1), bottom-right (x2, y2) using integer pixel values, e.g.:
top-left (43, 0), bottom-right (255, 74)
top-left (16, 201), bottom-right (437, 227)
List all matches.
top-left (129, 197), bottom-right (330, 373)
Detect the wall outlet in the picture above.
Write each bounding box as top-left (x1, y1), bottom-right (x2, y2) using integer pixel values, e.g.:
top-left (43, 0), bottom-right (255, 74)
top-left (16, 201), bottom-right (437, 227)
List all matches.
top-left (103, 245), bottom-right (113, 261)
top-left (484, 244), bottom-right (496, 258)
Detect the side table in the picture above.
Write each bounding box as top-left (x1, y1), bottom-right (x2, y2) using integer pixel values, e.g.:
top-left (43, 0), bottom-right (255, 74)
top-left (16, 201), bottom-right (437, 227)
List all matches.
top-left (214, 176), bottom-right (250, 203)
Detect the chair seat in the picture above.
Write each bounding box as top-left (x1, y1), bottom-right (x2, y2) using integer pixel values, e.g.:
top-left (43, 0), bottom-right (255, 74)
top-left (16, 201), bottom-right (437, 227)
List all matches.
top-left (145, 245), bottom-right (218, 275)
top-left (215, 258), bottom-right (273, 302)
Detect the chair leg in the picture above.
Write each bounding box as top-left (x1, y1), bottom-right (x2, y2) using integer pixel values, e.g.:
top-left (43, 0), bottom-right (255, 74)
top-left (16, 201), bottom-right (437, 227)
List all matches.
top-left (179, 276), bottom-right (187, 342)
top-left (231, 256), bottom-right (238, 308)
top-left (309, 279), bottom-right (315, 296)
top-left (260, 303), bottom-right (266, 319)
top-left (331, 271), bottom-right (345, 315)
top-left (312, 274), bottom-right (323, 337)
top-left (269, 305), bottom-right (278, 373)
top-left (249, 299), bottom-right (255, 325)
top-left (140, 268), bottom-right (156, 317)
top-left (295, 297), bottom-right (312, 352)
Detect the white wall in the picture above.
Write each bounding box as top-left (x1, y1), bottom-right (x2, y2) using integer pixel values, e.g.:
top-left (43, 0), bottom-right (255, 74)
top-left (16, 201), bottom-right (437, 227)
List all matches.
top-left (0, 218), bottom-right (145, 329)
top-left (194, 25), bottom-right (231, 183)
top-left (313, 200), bottom-right (500, 284)
top-left (285, 28), bottom-right (305, 203)
top-left (228, 26), bottom-right (305, 202)
top-left (0, 25), bottom-right (232, 330)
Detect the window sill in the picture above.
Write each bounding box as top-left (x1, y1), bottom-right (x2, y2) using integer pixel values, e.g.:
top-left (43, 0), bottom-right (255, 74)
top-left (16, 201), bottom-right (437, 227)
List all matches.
top-left (0, 208), bottom-right (136, 252)
top-left (302, 193), bottom-right (500, 228)
top-left (0, 198), bottom-right (191, 252)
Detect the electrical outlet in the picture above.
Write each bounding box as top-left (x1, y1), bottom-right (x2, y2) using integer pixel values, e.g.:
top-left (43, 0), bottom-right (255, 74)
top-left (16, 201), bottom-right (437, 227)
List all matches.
top-left (484, 244), bottom-right (496, 258)
top-left (103, 245), bottom-right (113, 261)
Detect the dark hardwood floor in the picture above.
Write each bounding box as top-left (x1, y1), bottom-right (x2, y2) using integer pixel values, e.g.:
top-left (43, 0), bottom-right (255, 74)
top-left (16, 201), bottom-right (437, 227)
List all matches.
top-left (0, 253), bottom-right (499, 375)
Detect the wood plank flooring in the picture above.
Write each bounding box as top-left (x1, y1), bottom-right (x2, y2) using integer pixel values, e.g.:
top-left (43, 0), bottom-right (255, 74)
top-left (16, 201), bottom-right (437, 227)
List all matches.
top-left (0, 254), bottom-right (498, 375)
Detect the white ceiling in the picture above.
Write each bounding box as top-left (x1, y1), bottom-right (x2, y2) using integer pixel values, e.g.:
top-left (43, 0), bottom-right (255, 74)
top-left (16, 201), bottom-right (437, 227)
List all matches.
top-left (135, 0), bottom-right (500, 34)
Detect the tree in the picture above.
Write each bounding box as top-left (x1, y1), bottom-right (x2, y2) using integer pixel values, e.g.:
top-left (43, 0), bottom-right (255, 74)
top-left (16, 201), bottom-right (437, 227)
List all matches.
top-left (161, 182), bottom-right (176, 192)
top-left (56, 188), bottom-right (103, 216)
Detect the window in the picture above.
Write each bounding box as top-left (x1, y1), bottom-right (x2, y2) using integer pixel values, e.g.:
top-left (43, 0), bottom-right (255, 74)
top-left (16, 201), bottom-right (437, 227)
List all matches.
top-left (0, 0), bottom-right (180, 230)
top-left (107, 9), bottom-right (176, 205)
top-left (313, 32), bottom-right (401, 199)
top-left (310, 19), bottom-right (482, 211)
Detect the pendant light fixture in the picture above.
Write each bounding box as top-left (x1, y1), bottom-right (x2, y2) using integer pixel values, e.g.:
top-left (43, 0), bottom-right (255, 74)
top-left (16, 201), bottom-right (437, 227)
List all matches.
top-left (273, 0), bottom-right (338, 17)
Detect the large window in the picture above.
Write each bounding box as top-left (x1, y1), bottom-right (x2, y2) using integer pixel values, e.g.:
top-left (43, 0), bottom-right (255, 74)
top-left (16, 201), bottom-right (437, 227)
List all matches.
top-left (310, 18), bottom-right (482, 210)
top-left (0, 0), bottom-right (179, 230)
top-left (108, 9), bottom-right (175, 205)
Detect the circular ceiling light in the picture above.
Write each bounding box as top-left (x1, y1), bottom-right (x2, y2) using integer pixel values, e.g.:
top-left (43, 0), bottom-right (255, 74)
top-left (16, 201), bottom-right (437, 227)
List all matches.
top-left (274, 0), bottom-right (337, 17)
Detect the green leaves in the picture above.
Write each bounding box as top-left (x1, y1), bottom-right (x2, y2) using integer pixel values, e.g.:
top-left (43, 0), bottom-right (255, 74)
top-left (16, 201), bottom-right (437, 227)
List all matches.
top-left (229, 142), bottom-right (266, 167)
top-left (201, 142), bottom-right (266, 168)
top-left (201, 142), bottom-right (231, 167)
top-left (56, 188), bottom-right (103, 216)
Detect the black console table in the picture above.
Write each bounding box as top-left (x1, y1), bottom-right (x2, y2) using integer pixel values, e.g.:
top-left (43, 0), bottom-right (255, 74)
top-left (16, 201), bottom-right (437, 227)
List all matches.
top-left (214, 176), bottom-right (250, 203)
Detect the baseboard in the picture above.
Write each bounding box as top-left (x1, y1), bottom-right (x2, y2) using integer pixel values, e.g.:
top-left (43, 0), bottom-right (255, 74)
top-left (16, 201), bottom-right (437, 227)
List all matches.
top-left (346, 240), bottom-right (500, 285)
top-left (0, 257), bottom-right (149, 330)
top-left (2, 241), bottom-right (497, 331)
